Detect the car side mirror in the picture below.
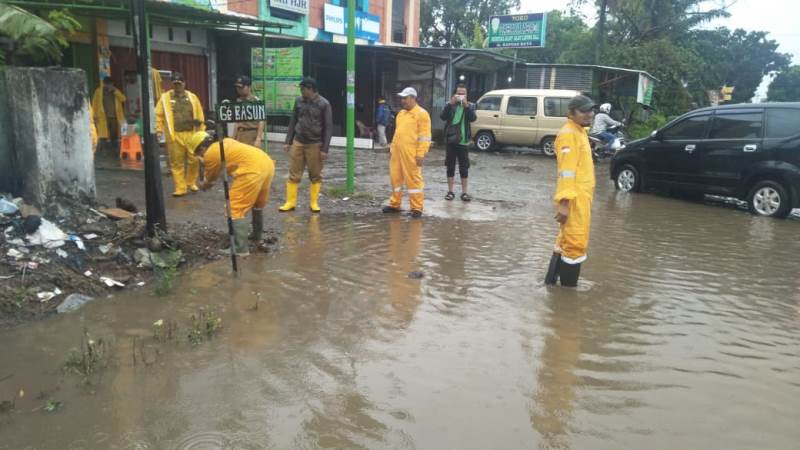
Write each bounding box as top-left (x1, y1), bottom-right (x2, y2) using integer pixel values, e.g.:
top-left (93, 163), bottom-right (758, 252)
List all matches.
top-left (650, 130), bottom-right (661, 140)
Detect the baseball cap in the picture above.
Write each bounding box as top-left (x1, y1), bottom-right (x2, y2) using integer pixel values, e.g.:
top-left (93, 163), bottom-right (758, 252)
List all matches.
top-left (299, 77), bottom-right (318, 89)
top-left (397, 87), bottom-right (417, 97)
top-left (567, 95), bottom-right (595, 113)
top-left (171, 72), bottom-right (185, 82)
top-left (235, 75), bottom-right (251, 87)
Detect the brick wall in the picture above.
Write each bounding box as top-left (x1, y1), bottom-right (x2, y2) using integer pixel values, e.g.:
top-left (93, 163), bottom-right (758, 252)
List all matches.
top-left (229, 0), bottom-right (259, 17)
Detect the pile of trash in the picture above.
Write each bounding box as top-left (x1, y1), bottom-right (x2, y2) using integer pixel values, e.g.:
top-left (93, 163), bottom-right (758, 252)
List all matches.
top-left (1, 194), bottom-right (230, 326)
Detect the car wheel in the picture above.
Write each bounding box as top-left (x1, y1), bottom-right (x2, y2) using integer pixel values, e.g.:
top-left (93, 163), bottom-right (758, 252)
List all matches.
top-left (615, 164), bottom-right (641, 192)
top-left (541, 136), bottom-right (556, 157)
top-left (747, 180), bottom-right (791, 218)
top-left (474, 131), bottom-right (495, 151)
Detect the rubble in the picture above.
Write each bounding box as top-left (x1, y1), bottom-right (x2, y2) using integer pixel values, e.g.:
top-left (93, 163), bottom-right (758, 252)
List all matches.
top-left (2, 194), bottom-right (261, 328)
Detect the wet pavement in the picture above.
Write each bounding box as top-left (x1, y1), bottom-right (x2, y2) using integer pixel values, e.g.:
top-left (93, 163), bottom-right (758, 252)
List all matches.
top-left (2, 148), bottom-right (800, 449)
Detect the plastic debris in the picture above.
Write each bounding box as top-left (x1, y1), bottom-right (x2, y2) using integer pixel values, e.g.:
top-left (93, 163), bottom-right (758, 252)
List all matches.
top-left (37, 288), bottom-right (62, 302)
top-left (83, 233), bottom-right (99, 240)
top-left (56, 294), bottom-right (95, 313)
top-left (100, 276), bottom-right (125, 288)
top-left (68, 235), bottom-right (86, 251)
top-left (26, 219), bottom-right (67, 249)
top-left (0, 197), bottom-right (19, 215)
top-left (83, 270), bottom-right (93, 277)
top-left (8, 238), bottom-right (25, 246)
top-left (137, 281), bottom-right (146, 287)
top-left (98, 244), bottom-right (113, 254)
top-left (56, 249), bottom-right (69, 258)
top-left (7, 248), bottom-right (25, 259)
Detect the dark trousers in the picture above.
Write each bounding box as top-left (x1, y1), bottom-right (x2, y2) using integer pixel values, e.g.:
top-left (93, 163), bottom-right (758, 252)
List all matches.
top-left (445, 143), bottom-right (470, 178)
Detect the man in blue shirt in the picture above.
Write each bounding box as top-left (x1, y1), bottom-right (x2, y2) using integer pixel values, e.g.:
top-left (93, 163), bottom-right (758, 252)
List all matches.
top-left (375, 96), bottom-right (390, 148)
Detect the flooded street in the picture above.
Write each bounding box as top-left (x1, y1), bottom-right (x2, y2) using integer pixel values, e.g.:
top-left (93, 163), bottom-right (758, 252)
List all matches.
top-left (2, 150), bottom-right (800, 449)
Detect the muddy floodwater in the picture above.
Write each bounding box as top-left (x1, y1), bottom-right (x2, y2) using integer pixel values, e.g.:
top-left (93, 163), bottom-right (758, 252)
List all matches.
top-left (2, 151), bottom-right (800, 449)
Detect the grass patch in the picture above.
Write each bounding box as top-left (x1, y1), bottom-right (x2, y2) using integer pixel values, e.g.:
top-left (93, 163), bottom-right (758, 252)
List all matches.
top-left (62, 329), bottom-right (109, 385)
top-left (187, 307), bottom-right (222, 346)
top-left (152, 250), bottom-right (182, 296)
top-left (325, 184), bottom-right (375, 201)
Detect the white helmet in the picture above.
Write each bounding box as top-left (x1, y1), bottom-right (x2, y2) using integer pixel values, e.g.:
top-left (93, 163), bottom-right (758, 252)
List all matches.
top-left (599, 103), bottom-right (612, 113)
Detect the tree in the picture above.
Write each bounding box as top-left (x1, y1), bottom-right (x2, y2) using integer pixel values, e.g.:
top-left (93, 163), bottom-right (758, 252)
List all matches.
top-left (516, 10), bottom-right (593, 64)
top-left (420, 0), bottom-right (520, 48)
top-left (0, 4), bottom-right (80, 65)
top-left (768, 66), bottom-right (800, 102)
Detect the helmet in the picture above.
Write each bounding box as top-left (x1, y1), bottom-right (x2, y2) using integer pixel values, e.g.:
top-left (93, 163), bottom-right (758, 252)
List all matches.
top-left (188, 131), bottom-right (211, 153)
top-left (599, 103), bottom-right (612, 113)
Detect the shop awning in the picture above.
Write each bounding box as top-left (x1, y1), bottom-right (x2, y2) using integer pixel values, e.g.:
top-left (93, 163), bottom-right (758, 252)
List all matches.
top-left (5, 0), bottom-right (291, 34)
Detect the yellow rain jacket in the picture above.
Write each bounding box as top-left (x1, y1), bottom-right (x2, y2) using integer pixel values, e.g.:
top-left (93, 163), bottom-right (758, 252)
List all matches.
top-left (388, 104), bottom-right (432, 211)
top-left (553, 119), bottom-right (595, 263)
top-left (154, 89), bottom-right (205, 141)
top-left (89, 104), bottom-right (98, 153)
top-left (150, 67), bottom-right (163, 104)
top-left (155, 89), bottom-right (205, 194)
top-left (91, 86), bottom-right (125, 139)
top-left (203, 138), bottom-right (275, 219)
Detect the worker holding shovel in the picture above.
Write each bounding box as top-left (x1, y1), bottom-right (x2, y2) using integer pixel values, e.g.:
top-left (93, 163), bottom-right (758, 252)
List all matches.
top-left (189, 131), bottom-right (275, 257)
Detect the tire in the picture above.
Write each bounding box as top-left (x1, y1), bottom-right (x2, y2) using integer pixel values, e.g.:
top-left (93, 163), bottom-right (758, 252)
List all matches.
top-left (541, 136), bottom-right (556, 157)
top-left (474, 131), bottom-right (495, 151)
top-left (747, 180), bottom-right (791, 218)
top-left (615, 164), bottom-right (641, 192)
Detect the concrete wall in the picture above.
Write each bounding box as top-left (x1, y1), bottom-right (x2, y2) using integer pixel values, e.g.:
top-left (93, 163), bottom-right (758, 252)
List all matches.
top-left (0, 70), bottom-right (17, 194)
top-left (3, 67), bottom-right (95, 207)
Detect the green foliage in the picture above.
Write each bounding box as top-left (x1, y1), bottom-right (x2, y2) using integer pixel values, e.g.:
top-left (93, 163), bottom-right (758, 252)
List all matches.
top-left (152, 250), bottom-right (182, 296)
top-left (0, 5), bottom-right (80, 65)
top-left (421, 0), bottom-right (520, 48)
top-left (187, 307), bottom-right (222, 346)
top-left (767, 66), bottom-right (800, 102)
top-left (628, 113), bottom-right (669, 140)
top-left (62, 330), bottom-right (108, 386)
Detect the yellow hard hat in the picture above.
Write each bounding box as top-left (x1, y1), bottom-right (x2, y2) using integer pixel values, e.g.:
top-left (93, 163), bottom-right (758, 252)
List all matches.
top-left (188, 131), bottom-right (210, 152)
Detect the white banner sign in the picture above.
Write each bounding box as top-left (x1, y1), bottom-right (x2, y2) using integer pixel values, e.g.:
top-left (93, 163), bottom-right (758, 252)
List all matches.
top-left (270, 0), bottom-right (309, 15)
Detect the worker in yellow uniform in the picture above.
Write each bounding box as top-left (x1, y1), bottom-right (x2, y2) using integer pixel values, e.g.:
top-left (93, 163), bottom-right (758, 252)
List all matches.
top-left (89, 104), bottom-right (98, 154)
top-left (545, 95), bottom-right (596, 287)
top-left (92, 76), bottom-right (126, 153)
top-left (381, 87), bottom-right (432, 218)
top-left (190, 132), bottom-right (275, 257)
top-left (155, 72), bottom-right (205, 197)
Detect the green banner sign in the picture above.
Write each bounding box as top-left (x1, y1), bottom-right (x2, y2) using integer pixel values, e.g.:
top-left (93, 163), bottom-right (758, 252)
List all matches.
top-left (487, 13), bottom-right (547, 49)
top-left (250, 47), bottom-right (303, 114)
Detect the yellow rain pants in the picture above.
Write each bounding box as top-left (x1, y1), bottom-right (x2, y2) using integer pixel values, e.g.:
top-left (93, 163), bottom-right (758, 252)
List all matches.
top-left (167, 131), bottom-right (199, 195)
top-left (553, 119), bottom-right (595, 263)
top-left (388, 105), bottom-right (432, 211)
top-left (203, 138), bottom-right (275, 219)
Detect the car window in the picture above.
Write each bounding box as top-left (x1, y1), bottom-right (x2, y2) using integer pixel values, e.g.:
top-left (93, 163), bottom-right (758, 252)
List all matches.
top-left (477, 96), bottom-right (502, 112)
top-left (765, 109), bottom-right (800, 138)
top-left (709, 112), bottom-right (763, 139)
top-left (661, 115), bottom-right (710, 140)
top-left (544, 98), bottom-right (570, 117)
top-left (506, 97), bottom-right (537, 116)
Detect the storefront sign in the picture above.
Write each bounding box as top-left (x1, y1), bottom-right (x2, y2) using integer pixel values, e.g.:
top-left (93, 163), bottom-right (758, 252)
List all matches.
top-left (250, 47), bottom-right (303, 114)
top-left (270, 0), bottom-right (309, 15)
top-left (216, 101), bottom-right (267, 123)
top-left (323, 3), bottom-right (380, 42)
top-left (637, 74), bottom-right (654, 106)
top-left (487, 13), bottom-right (547, 48)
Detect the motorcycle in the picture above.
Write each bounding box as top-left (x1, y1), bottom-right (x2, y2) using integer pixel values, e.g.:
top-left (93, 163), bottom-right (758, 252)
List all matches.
top-left (589, 124), bottom-right (626, 161)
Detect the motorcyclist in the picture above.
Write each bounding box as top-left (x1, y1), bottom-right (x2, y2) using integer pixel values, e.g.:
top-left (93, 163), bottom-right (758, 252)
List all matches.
top-left (590, 103), bottom-right (623, 151)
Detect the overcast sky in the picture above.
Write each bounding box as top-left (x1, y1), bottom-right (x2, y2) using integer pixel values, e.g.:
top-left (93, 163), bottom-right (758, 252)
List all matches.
top-left (516, 0), bottom-right (799, 63)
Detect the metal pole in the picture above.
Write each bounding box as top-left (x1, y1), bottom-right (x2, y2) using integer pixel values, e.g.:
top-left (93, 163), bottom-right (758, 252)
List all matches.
top-left (132, 0), bottom-right (166, 235)
top-left (216, 123), bottom-right (238, 273)
top-left (511, 49), bottom-right (517, 88)
top-left (345, 0), bottom-right (356, 193)
top-left (261, 27), bottom-right (269, 152)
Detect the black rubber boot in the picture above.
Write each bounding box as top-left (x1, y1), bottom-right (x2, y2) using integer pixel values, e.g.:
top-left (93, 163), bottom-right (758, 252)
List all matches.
top-left (559, 261), bottom-right (582, 287)
top-left (544, 252), bottom-right (561, 285)
top-left (249, 208), bottom-right (263, 241)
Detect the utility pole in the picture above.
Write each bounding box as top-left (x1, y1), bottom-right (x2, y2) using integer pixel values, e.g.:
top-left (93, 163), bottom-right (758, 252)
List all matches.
top-left (345, 0), bottom-right (356, 193)
top-left (132, 0), bottom-right (166, 235)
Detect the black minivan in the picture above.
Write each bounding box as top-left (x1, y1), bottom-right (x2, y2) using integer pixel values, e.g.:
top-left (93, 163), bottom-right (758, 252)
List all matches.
top-left (610, 103), bottom-right (800, 218)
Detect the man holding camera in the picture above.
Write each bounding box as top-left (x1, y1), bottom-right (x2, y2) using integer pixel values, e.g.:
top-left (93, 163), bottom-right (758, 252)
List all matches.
top-left (439, 83), bottom-right (476, 202)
